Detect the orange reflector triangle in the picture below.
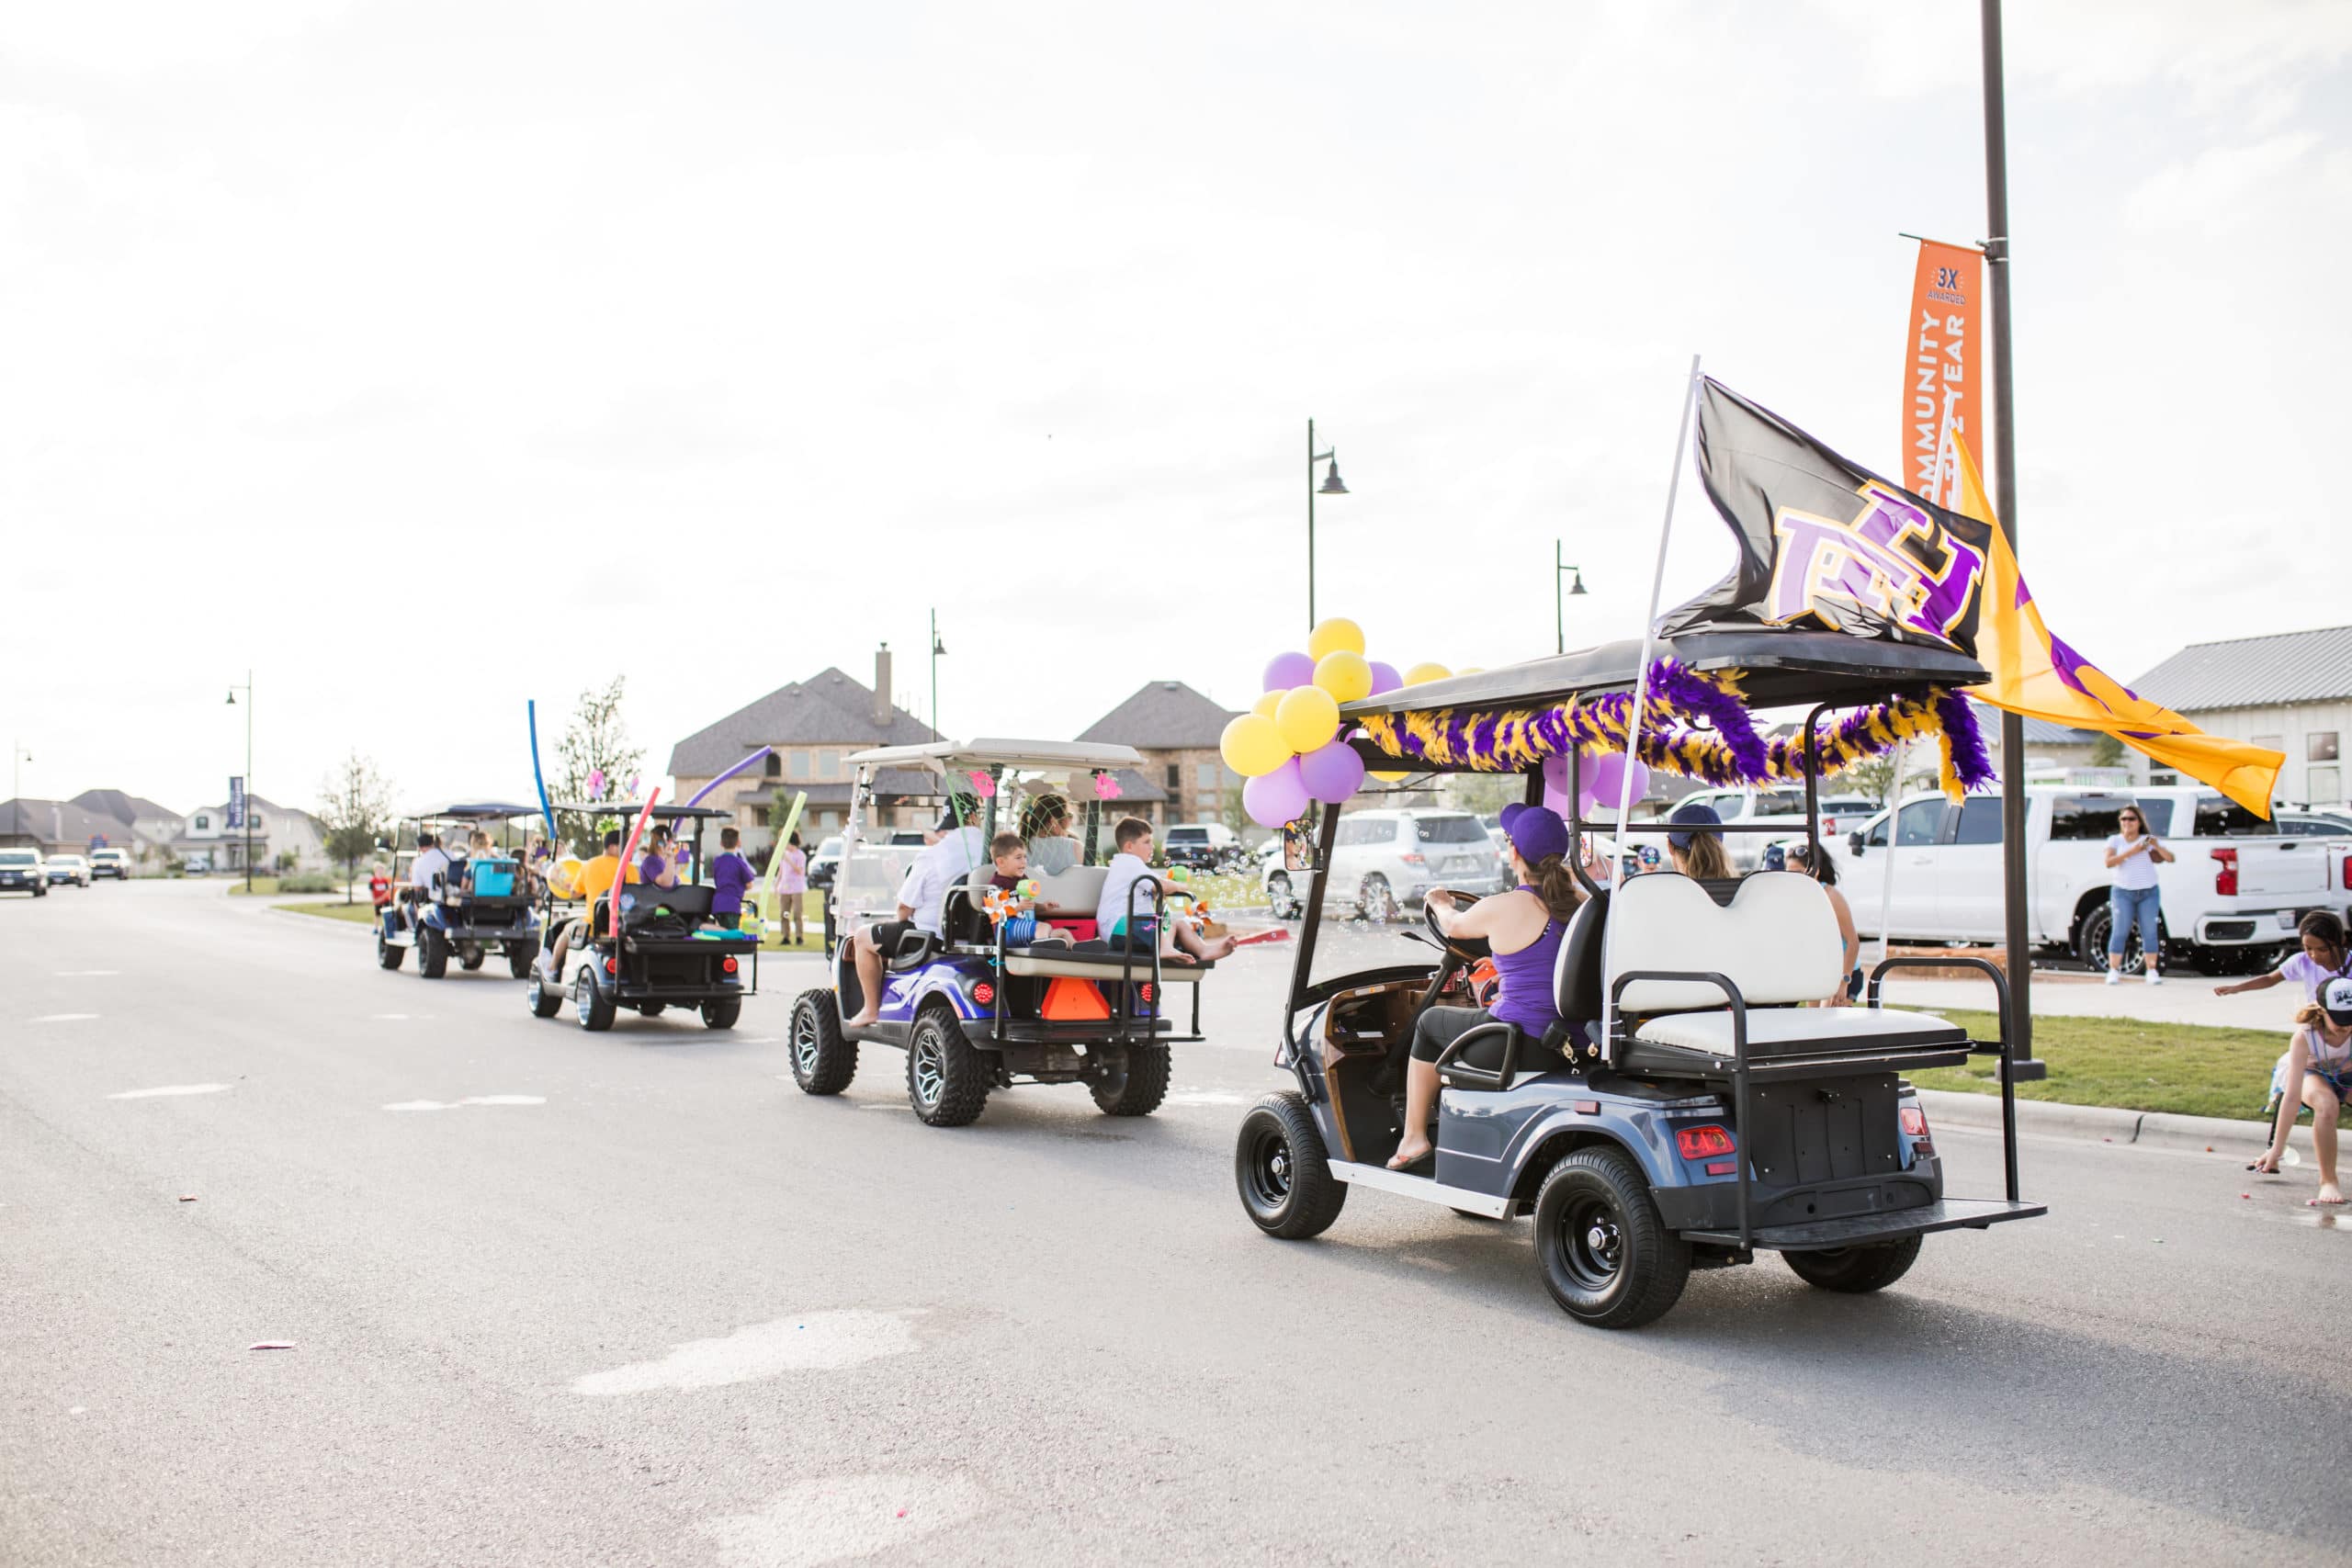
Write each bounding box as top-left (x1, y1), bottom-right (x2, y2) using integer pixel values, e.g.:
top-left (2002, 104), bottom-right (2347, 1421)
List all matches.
top-left (1041, 977), bottom-right (1111, 1021)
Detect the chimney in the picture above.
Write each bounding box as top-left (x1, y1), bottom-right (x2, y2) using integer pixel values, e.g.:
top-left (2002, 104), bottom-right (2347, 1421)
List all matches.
top-left (873, 644), bottom-right (893, 728)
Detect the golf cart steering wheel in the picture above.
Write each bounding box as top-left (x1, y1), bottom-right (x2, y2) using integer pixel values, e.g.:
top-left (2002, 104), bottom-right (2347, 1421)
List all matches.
top-left (1423, 889), bottom-right (1490, 960)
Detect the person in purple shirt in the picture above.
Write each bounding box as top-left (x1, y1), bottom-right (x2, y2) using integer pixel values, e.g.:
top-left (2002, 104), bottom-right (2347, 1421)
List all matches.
top-left (709, 827), bottom-right (757, 931)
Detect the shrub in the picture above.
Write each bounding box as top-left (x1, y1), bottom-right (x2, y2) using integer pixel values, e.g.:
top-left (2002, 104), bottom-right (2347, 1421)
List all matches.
top-left (279, 872), bottom-right (337, 894)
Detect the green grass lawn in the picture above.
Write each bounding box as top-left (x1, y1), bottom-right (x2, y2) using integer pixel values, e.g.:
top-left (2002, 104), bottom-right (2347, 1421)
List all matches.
top-left (276, 899), bottom-right (379, 924)
top-left (1911, 1008), bottom-right (2296, 1122)
top-left (228, 877), bottom-right (283, 897)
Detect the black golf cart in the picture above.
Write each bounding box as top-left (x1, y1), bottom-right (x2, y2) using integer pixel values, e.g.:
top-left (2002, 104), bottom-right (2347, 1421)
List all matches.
top-left (1233, 628), bottom-right (2047, 1329)
top-left (375, 803), bottom-right (542, 979)
top-left (526, 802), bottom-right (759, 1032)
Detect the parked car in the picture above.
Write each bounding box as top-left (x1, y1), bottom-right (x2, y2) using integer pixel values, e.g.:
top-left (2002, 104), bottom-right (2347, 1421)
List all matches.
top-left (182, 852), bottom-right (212, 875)
top-left (0, 847), bottom-right (47, 896)
top-left (89, 847), bottom-right (132, 880)
top-left (44, 853), bottom-right (93, 887)
top-left (1676, 785), bottom-right (1881, 872)
top-left (1829, 784), bottom-right (2352, 973)
top-left (1324, 807), bottom-right (1508, 920)
top-left (1162, 822), bottom-right (1243, 872)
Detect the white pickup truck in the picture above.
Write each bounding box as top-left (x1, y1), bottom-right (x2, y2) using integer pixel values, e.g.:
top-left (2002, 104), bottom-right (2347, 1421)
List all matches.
top-left (1827, 784), bottom-right (2352, 974)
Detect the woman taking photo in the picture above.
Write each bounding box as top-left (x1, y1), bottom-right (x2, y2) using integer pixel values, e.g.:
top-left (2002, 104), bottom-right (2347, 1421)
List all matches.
top-left (2102, 806), bottom-right (2172, 984)
top-left (1387, 805), bottom-right (1584, 1171)
top-left (1021, 793), bottom-right (1079, 878)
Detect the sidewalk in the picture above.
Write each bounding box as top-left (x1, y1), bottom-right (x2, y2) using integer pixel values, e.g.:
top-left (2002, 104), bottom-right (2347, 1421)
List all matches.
top-left (1882, 967), bottom-right (2301, 1030)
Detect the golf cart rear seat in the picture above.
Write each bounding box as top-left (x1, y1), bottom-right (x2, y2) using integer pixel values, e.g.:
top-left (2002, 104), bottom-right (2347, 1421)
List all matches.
top-left (937, 884), bottom-right (1214, 983)
top-left (1606, 871), bottom-right (1970, 1078)
top-left (1034, 863), bottom-right (1108, 942)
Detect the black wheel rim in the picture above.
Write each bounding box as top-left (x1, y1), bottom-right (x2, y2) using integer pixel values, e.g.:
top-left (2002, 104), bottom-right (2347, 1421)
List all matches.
top-left (792, 1008), bottom-right (820, 1075)
top-left (911, 1028), bottom-right (944, 1109)
top-left (1242, 1122), bottom-right (1294, 1212)
top-left (1557, 1194), bottom-right (1624, 1292)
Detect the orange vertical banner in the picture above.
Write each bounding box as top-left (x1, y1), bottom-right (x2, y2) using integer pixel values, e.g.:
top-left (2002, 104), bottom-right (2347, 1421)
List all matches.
top-left (1900, 239), bottom-right (1982, 507)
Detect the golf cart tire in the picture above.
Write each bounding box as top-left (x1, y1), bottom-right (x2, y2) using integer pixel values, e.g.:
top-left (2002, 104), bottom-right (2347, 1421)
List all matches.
top-left (506, 940), bottom-right (538, 979)
top-left (574, 969), bottom-right (616, 1032)
top-left (1235, 1092), bottom-right (1347, 1240)
top-left (639, 1003), bottom-right (667, 1019)
top-left (906, 1004), bottom-right (989, 1127)
top-left (1532, 1145), bottom-right (1690, 1330)
top-left (416, 925), bottom-right (449, 979)
top-left (700, 998), bottom-right (741, 1031)
top-left (1782, 1235), bottom-right (1923, 1294)
top-left (788, 989), bottom-right (858, 1095)
top-left (526, 970), bottom-right (563, 1019)
top-left (377, 933), bottom-right (404, 971)
top-left (1089, 1046), bottom-right (1170, 1117)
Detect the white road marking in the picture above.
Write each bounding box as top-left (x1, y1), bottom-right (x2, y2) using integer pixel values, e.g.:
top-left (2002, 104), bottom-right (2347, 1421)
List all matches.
top-left (383, 1096), bottom-right (547, 1111)
top-left (857, 1102), bottom-right (908, 1112)
top-left (369, 1013), bottom-right (410, 1021)
top-left (107, 1084), bottom-right (233, 1100)
top-left (573, 1308), bottom-right (926, 1396)
top-left (30, 1013), bottom-right (98, 1023)
top-left (697, 1472), bottom-right (987, 1568)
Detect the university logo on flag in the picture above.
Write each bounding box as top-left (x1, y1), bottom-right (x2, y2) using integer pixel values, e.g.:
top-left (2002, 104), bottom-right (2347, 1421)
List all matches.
top-left (227, 776), bottom-right (245, 829)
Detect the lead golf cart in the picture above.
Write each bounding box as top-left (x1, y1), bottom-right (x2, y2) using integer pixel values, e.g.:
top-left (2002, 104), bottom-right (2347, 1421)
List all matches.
top-left (788, 739), bottom-right (1214, 1126)
top-left (1233, 628), bottom-right (2048, 1329)
top-left (526, 801), bottom-right (759, 1031)
top-left (376, 803), bottom-right (542, 979)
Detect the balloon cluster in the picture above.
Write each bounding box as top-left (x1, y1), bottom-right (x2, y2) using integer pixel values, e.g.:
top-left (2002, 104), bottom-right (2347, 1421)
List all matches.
top-left (1221, 618), bottom-right (1453, 829)
top-left (1538, 750), bottom-right (1652, 819)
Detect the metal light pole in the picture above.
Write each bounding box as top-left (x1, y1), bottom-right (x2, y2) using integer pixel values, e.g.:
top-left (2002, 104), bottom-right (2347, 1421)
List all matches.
top-left (1981, 0), bottom-right (2031, 1069)
top-left (1553, 542), bottom-right (1589, 654)
top-left (227, 671), bottom-right (253, 891)
top-left (930, 610), bottom-right (946, 739)
top-left (8, 740), bottom-right (28, 843)
top-left (1306, 419), bottom-right (1349, 629)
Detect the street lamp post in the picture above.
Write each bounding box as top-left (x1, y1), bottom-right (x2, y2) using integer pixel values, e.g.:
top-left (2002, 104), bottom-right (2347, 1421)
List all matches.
top-left (1553, 542), bottom-right (1589, 655)
top-left (930, 610), bottom-right (947, 738)
top-left (1306, 419), bottom-right (1349, 629)
top-left (226, 671), bottom-right (253, 892)
top-left (8, 740), bottom-right (28, 843)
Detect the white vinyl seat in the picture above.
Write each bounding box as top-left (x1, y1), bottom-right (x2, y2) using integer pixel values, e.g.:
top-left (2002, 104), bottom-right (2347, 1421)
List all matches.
top-left (1634, 1007), bottom-right (1964, 1054)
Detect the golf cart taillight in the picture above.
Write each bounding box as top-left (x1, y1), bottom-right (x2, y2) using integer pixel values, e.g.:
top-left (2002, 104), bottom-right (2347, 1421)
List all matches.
top-left (1675, 1125), bottom-right (1735, 1159)
top-left (2211, 846), bottom-right (2237, 896)
top-left (1900, 1105), bottom-right (1929, 1137)
top-left (1704, 1161), bottom-right (1737, 1177)
top-left (1137, 983), bottom-right (1155, 1004)
top-left (721, 955), bottom-right (739, 974)
top-left (604, 957), bottom-right (616, 974)
top-left (972, 981), bottom-right (994, 1006)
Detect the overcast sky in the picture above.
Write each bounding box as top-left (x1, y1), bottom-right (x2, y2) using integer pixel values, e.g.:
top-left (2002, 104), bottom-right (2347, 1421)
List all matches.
top-left (4, 1), bottom-right (2346, 816)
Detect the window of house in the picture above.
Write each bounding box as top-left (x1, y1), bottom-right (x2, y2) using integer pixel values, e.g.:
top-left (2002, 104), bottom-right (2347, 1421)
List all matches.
top-left (1164, 762), bottom-right (1181, 792)
top-left (2311, 765), bottom-right (2343, 803)
top-left (2252, 734), bottom-right (2282, 757)
top-left (818, 750), bottom-right (840, 779)
top-left (1196, 761), bottom-right (1220, 790)
top-left (252, 814), bottom-right (266, 831)
top-left (790, 750), bottom-right (811, 777)
top-left (2309, 732), bottom-right (2339, 763)
top-left (195, 815), bottom-right (209, 830)
top-left (763, 753), bottom-right (781, 777)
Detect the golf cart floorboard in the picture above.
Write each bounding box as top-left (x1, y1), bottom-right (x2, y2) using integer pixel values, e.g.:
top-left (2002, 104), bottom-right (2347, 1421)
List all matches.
top-left (1679, 1197), bottom-right (2045, 1252)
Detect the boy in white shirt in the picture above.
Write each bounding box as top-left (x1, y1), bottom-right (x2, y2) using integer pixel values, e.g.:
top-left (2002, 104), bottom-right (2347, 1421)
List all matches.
top-left (1095, 818), bottom-right (1235, 965)
top-left (844, 801), bottom-right (988, 1028)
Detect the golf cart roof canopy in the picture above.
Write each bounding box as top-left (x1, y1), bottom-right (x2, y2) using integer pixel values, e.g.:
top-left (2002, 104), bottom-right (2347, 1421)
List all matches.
top-left (404, 801), bottom-right (541, 822)
top-left (548, 801), bottom-right (735, 820)
top-left (1343, 626), bottom-right (1990, 724)
top-left (844, 739), bottom-right (1147, 775)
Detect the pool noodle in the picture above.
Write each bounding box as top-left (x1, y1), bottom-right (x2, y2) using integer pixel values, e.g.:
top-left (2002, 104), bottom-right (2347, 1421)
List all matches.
top-left (526, 700), bottom-right (556, 841)
top-left (613, 788), bottom-right (661, 953)
top-left (767, 790), bottom-right (808, 900)
top-left (681, 746), bottom-right (774, 810)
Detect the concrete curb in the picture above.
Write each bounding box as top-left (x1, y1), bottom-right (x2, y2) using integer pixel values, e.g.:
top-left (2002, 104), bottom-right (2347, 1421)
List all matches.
top-left (1917, 1088), bottom-right (2324, 1156)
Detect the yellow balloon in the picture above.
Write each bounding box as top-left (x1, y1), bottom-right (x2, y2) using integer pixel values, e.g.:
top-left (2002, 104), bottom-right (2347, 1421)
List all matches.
top-left (1219, 713), bottom-right (1292, 777)
top-left (1251, 690), bottom-right (1284, 720)
top-left (1306, 617), bottom-right (1365, 662)
top-left (1458, 666), bottom-right (1485, 676)
top-left (1370, 769), bottom-right (1408, 783)
top-left (1275, 685), bottom-right (1340, 753)
top-left (1401, 661), bottom-right (1452, 686)
top-left (1312, 649), bottom-right (1373, 705)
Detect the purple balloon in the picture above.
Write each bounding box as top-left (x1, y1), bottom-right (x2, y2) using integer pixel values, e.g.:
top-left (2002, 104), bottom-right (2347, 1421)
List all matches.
top-left (1541, 783), bottom-right (1572, 818)
top-left (1297, 739), bottom-right (1367, 805)
top-left (1623, 759), bottom-right (1652, 801)
top-left (1541, 753), bottom-right (1569, 792)
top-left (1243, 759), bottom-right (1311, 829)
top-left (1365, 660), bottom-right (1402, 696)
top-left (1588, 751), bottom-right (1624, 800)
top-left (1263, 651), bottom-right (1316, 692)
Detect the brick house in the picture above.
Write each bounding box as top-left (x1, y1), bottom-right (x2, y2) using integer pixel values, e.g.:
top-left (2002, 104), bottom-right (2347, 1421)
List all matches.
top-left (1076, 682), bottom-right (1241, 829)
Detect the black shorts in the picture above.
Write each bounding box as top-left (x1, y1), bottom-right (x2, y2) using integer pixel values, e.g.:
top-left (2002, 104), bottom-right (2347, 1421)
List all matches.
top-left (865, 919), bottom-right (914, 953)
top-left (1411, 1005), bottom-right (1574, 1074)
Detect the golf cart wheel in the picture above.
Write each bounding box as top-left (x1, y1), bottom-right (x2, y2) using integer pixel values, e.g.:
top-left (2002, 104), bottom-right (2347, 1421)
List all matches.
top-left (700, 998), bottom-right (741, 1031)
top-left (1782, 1235), bottom-right (1922, 1294)
top-left (2075, 905), bottom-right (2149, 976)
top-left (1359, 874), bottom-right (1399, 922)
top-left (377, 932), bottom-right (404, 971)
top-left (639, 1003), bottom-right (667, 1019)
top-left (905, 1004), bottom-right (989, 1127)
top-left (573, 968), bottom-right (615, 1032)
top-left (506, 940), bottom-right (538, 980)
top-left (1265, 871), bottom-right (1300, 920)
top-left (416, 924), bottom-right (449, 979)
top-left (526, 969), bottom-right (562, 1019)
top-left (459, 945), bottom-right (485, 972)
top-left (1532, 1146), bottom-right (1690, 1329)
top-left (1088, 1046), bottom-right (1170, 1117)
top-left (787, 990), bottom-right (858, 1094)
top-left (1235, 1091), bottom-right (1347, 1239)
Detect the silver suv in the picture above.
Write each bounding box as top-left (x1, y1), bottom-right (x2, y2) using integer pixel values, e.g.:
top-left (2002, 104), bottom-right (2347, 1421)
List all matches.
top-left (1326, 808), bottom-right (1507, 920)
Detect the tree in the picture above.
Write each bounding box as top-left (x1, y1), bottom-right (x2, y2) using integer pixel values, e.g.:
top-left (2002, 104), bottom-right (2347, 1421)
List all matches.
top-left (2089, 732), bottom-right (2126, 768)
top-left (556, 676), bottom-right (645, 857)
top-left (317, 752), bottom-right (393, 904)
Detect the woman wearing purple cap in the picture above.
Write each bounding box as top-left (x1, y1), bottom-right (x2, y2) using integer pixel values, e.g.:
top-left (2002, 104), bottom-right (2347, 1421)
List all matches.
top-left (1388, 804), bottom-right (1586, 1170)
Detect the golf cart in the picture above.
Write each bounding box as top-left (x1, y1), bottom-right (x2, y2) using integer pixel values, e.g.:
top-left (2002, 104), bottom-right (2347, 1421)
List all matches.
top-left (788, 739), bottom-right (1211, 1126)
top-left (376, 803), bottom-right (541, 979)
top-left (526, 802), bottom-right (759, 1031)
top-left (1233, 628), bottom-right (2048, 1329)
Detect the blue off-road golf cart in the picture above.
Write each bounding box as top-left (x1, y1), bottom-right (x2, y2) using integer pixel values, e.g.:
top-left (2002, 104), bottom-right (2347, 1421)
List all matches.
top-left (376, 803), bottom-right (542, 979)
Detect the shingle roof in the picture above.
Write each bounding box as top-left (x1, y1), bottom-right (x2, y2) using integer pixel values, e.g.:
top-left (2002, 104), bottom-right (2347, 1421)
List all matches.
top-left (2132, 625), bottom-right (2352, 713)
top-left (1077, 682), bottom-right (1238, 750)
top-left (0, 797), bottom-right (146, 846)
top-left (71, 788), bottom-right (179, 826)
top-left (666, 668), bottom-right (937, 778)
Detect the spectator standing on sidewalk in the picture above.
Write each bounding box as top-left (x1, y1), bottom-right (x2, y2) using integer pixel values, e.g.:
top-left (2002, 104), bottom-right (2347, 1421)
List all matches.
top-left (2102, 806), bottom-right (2172, 985)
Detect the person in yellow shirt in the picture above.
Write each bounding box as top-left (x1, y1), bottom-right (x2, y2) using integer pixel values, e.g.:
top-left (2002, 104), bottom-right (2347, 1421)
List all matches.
top-left (538, 829), bottom-right (640, 982)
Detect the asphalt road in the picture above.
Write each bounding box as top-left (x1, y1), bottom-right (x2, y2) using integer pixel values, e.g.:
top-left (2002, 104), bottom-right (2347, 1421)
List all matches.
top-left (4, 881), bottom-right (2346, 1567)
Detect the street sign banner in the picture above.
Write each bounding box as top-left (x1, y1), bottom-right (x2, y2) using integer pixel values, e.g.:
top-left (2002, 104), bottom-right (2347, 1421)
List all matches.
top-left (228, 776), bottom-right (245, 829)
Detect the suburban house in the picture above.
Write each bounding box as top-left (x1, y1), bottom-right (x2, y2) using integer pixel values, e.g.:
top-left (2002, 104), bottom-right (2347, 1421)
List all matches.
top-left (174, 793), bottom-right (327, 872)
top-left (666, 649), bottom-right (943, 854)
top-left (1076, 682), bottom-right (1241, 829)
top-left (72, 790), bottom-right (186, 856)
top-left (0, 797), bottom-right (157, 858)
top-left (2134, 624), bottom-right (2352, 809)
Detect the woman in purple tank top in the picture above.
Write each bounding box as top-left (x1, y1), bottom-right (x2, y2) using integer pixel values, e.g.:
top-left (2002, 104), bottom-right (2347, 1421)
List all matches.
top-left (1388, 804), bottom-right (1587, 1170)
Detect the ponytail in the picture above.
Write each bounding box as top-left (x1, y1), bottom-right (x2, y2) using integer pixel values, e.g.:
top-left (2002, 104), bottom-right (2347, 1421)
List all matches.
top-left (1529, 853), bottom-right (1586, 923)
